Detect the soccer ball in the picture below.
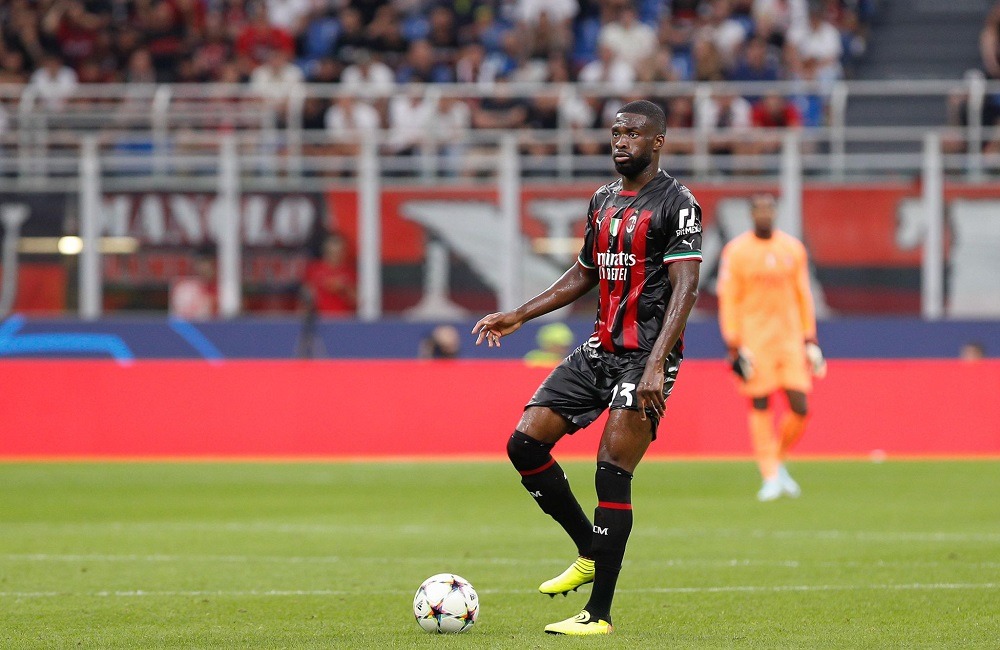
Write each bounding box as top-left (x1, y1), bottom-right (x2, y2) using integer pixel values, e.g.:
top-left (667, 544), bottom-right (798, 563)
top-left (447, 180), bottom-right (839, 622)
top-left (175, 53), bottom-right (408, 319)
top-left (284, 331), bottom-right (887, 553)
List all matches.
top-left (412, 573), bottom-right (479, 634)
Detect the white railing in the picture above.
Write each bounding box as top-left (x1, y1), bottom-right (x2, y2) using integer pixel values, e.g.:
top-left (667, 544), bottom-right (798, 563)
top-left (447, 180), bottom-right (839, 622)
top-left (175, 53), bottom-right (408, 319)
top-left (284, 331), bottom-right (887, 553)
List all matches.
top-left (1, 76), bottom-right (998, 183)
top-left (0, 78), bottom-right (987, 320)
top-left (49, 128), bottom-right (951, 321)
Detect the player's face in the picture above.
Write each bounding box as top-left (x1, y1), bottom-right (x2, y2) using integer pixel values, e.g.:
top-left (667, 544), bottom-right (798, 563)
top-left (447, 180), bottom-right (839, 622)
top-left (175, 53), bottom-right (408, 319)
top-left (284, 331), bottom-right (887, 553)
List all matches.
top-left (751, 197), bottom-right (777, 234)
top-left (611, 113), bottom-right (662, 178)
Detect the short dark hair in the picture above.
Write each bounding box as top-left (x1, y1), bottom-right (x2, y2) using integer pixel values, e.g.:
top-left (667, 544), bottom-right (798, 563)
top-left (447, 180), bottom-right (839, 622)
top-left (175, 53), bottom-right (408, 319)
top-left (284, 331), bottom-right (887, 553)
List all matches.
top-left (617, 100), bottom-right (666, 135)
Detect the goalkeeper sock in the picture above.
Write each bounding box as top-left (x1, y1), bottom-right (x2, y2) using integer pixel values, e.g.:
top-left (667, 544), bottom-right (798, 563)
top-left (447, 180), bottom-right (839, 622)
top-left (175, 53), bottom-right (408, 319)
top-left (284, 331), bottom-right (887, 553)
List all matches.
top-left (749, 409), bottom-right (779, 480)
top-left (779, 412), bottom-right (809, 457)
top-left (507, 431), bottom-right (592, 556)
top-left (584, 461), bottom-right (633, 624)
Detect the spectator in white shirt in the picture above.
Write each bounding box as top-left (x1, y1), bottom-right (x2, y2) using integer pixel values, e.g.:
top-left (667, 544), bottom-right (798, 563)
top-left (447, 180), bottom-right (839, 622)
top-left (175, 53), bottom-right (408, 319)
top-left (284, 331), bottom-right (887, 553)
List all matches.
top-left (597, 5), bottom-right (657, 71)
top-left (387, 88), bottom-right (438, 156)
top-left (340, 48), bottom-right (395, 98)
top-left (250, 47), bottom-right (305, 109)
top-left (578, 44), bottom-right (635, 93)
top-left (695, 92), bottom-right (753, 155)
top-left (516, 0), bottom-right (578, 24)
top-left (753, 0), bottom-right (808, 46)
top-left (266, 0), bottom-right (313, 34)
top-left (786, 4), bottom-right (843, 83)
top-left (697, 0), bottom-right (750, 67)
top-left (433, 96), bottom-right (472, 176)
top-left (29, 53), bottom-right (78, 112)
top-left (325, 96), bottom-right (381, 158)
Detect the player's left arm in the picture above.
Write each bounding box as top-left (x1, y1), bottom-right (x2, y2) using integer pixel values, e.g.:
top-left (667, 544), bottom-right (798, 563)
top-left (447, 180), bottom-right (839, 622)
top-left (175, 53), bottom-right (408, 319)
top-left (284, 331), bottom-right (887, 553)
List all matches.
top-left (794, 242), bottom-right (817, 342)
top-left (794, 241), bottom-right (826, 377)
top-left (637, 260), bottom-right (700, 419)
top-left (636, 194), bottom-right (703, 419)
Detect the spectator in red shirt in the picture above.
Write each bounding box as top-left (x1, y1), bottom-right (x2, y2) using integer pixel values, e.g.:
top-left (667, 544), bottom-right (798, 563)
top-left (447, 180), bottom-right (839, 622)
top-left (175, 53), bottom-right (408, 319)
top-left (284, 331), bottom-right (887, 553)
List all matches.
top-left (236, 2), bottom-right (294, 65)
top-left (739, 91), bottom-right (802, 162)
top-left (302, 233), bottom-right (357, 316)
top-left (41, 0), bottom-right (111, 70)
top-left (751, 91), bottom-right (802, 128)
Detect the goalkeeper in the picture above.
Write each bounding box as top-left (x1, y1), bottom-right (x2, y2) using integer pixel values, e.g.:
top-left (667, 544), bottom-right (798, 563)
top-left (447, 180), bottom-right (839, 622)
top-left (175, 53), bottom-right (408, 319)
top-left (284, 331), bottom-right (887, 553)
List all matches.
top-left (717, 193), bottom-right (826, 501)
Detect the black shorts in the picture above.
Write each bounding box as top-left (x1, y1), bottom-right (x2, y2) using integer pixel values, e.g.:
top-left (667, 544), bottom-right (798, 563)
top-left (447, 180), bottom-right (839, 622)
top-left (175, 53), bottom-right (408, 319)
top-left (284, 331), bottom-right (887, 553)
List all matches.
top-left (525, 343), bottom-right (683, 439)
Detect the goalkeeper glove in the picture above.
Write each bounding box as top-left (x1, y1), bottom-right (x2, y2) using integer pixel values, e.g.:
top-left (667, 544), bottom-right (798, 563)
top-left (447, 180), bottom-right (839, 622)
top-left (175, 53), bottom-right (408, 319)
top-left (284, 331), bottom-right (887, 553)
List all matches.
top-left (729, 347), bottom-right (755, 381)
top-left (805, 341), bottom-right (827, 378)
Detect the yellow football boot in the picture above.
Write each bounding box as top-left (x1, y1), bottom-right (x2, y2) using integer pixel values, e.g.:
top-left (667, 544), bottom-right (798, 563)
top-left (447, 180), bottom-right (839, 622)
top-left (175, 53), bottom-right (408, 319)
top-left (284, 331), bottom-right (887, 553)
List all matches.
top-left (538, 556), bottom-right (595, 597)
top-left (543, 610), bottom-right (613, 635)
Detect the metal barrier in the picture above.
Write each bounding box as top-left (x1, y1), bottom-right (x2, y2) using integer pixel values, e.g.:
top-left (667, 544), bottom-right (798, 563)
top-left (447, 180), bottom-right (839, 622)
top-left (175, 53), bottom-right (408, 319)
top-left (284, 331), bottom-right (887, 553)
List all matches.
top-left (1, 76), bottom-right (999, 183)
top-left (0, 78), bottom-right (996, 321)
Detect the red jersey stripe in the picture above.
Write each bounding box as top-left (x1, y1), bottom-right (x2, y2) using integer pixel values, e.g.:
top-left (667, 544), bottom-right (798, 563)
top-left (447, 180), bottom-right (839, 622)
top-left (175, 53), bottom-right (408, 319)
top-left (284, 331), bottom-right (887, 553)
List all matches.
top-left (598, 501), bottom-right (633, 510)
top-left (598, 206), bottom-right (617, 350)
top-left (518, 457), bottom-right (555, 476)
top-left (622, 209), bottom-right (652, 349)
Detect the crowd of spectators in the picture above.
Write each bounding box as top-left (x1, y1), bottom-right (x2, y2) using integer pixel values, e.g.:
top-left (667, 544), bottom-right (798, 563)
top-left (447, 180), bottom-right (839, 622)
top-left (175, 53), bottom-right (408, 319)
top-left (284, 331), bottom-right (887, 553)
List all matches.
top-left (0, 0), bottom-right (871, 86)
top-left (0, 0), bottom-right (876, 168)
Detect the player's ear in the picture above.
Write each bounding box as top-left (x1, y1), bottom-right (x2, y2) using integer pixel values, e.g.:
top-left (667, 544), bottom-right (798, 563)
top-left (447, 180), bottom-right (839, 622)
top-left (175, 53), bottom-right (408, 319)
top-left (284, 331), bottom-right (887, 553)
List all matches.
top-left (652, 133), bottom-right (664, 152)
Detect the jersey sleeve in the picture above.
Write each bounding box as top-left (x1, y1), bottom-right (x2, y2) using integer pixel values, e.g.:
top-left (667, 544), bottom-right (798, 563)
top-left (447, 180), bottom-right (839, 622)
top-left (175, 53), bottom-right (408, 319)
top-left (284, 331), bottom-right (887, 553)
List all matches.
top-left (577, 195), bottom-right (599, 269)
top-left (661, 194), bottom-right (703, 265)
top-left (793, 240), bottom-right (817, 341)
top-left (716, 241), bottom-right (743, 348)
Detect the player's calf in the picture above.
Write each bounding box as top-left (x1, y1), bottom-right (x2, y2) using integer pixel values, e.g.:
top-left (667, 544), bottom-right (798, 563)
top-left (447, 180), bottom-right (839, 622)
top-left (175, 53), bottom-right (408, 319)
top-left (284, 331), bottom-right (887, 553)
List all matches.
top-left (581, 462), bottom-right (633, 623)
top-left (507, 431), bottom-right (592, 557)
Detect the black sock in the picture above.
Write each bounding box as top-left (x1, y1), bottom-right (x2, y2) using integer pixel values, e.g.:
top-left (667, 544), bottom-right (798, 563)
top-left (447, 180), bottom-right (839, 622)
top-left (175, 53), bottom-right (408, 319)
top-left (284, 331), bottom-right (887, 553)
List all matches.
top-left (507, 430), bottom-right (592, 556)
top-left (584, 461), bottom-right (633, 623)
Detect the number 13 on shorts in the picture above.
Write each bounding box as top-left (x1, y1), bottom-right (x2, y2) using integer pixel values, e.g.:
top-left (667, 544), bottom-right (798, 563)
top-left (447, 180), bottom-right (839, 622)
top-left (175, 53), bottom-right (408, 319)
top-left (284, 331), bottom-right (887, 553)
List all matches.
top-left (610, 382), bottom-right (636, 407)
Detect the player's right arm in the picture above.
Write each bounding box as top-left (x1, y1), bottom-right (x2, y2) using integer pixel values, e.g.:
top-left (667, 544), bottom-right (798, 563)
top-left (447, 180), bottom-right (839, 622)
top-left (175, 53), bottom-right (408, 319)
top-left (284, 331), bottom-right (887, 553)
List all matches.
top-left (473, 262), bottom-right (598, 347)
top-left (474, 196), bottom-right (601, 347)
top-left (716, 240), bottom-right (745, 357)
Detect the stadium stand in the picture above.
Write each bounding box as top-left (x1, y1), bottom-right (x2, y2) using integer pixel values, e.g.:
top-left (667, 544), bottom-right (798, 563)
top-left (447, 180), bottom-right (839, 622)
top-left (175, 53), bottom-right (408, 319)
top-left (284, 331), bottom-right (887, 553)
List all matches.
top-left (4, 0), bottom-right (1000, 321)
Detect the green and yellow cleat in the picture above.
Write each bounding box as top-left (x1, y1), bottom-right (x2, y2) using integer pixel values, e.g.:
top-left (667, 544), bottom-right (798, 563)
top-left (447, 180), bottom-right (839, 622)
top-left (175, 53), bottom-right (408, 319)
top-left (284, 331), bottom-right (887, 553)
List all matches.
top-left (538, 556), bottom-right (595, 597)
top-left (544, 610), bottom-right (613, 635)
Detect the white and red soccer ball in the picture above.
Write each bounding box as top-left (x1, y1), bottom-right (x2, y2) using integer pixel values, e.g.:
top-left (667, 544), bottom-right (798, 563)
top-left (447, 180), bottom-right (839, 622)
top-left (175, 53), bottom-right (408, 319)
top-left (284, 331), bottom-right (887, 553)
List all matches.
top-left (412, 573), bottom-right (479, 634)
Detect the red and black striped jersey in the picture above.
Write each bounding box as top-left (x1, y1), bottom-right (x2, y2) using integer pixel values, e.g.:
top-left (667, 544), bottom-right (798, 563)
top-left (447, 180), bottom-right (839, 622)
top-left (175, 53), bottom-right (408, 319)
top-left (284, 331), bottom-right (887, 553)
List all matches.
top-left (577, 170), bottom-right (703, 353)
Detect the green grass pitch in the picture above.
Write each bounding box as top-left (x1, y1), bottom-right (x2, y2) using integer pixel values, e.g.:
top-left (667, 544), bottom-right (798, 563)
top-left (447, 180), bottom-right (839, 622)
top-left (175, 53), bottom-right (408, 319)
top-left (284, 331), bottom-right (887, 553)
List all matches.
top-left (1, 459), bottom-right (998, 648)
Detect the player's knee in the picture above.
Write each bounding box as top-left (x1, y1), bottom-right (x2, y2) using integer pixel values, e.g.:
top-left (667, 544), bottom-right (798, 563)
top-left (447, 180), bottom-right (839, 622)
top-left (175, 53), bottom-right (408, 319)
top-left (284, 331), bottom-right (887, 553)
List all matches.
top-left (507, 430), bottom-right (553, 471)
top-left (787, 392), bottom-right (808, 416)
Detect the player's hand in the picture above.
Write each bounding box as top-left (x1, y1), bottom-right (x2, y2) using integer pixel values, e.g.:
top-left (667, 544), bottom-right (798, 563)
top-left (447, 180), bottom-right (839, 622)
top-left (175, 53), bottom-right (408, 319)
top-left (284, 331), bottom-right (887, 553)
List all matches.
top-left (637, 365), bottom-right (666, 421)
top-left (728, 346), bottom-right (755, 381)
top-left (472, 312), bottom-right (523, 347)
top-left (805, 341), bottom-right (827, 378)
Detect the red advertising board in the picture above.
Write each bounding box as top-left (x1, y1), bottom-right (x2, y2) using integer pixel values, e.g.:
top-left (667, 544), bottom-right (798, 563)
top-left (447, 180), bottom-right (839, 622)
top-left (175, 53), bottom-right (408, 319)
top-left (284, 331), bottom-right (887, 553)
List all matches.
top-left (326, 182), bottom-right (1000, 314)
top-left (2, 360), bottom-right (997, 459)
top-left (327, 183), bottom-right (932, 267)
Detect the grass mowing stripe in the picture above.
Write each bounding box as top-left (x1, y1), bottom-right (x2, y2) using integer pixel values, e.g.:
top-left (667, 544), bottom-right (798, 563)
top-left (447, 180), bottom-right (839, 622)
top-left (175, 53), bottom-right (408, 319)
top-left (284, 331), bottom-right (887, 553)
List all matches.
top-left (1, 582), bottom-right (997, 599)
top-left (5, 554), bottom-right (1000, 570)
top-left (3, 522), bottom-right (999, 543)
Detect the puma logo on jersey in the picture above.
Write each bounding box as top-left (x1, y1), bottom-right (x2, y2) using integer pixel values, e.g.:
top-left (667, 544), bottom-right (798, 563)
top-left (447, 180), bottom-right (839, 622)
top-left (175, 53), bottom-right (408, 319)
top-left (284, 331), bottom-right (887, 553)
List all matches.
top-left (681, 239), bottom-right (694, 249)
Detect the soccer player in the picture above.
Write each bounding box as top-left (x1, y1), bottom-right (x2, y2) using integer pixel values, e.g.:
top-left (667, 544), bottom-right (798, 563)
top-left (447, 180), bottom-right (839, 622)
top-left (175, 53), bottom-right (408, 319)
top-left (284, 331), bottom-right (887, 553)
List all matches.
top-left (473, 100), bottom-right (702, 636)
top-left (716, 193), bottom-right (826, 502)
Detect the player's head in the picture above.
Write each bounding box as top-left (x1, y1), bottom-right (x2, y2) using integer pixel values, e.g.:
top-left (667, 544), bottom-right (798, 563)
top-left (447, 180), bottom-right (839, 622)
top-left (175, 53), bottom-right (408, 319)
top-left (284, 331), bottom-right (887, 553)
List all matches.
top-left (750, 193), bottom-right (777, 237)
top-left (611, 100), bottom-right (665, 178)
